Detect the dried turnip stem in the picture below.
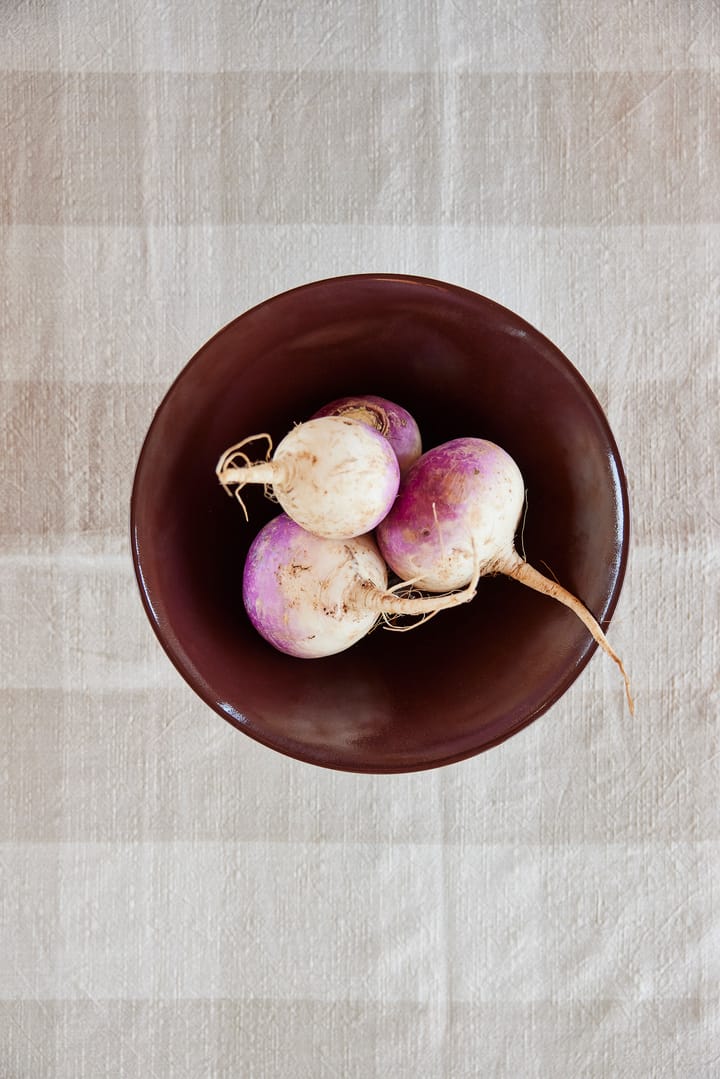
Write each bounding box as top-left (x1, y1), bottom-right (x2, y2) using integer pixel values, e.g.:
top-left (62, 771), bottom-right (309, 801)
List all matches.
top-left (502, 554), bottom-right (634, 715)
top-left (330, 402), bottom-right (390, 436)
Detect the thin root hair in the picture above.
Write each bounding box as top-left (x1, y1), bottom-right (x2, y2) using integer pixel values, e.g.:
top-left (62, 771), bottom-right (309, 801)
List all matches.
top-left (539, 559), bottom-right (560, 584)
top-left (216, 432), bottom-right (273, 478)
top-left (216, 433), bottom-right (275, 521)
top-left (233, 487), bottom-right (250, 522)
top-left (381, 608), bottom-right (443, 632)
top-left (519, 489), bottom-right (529, 561)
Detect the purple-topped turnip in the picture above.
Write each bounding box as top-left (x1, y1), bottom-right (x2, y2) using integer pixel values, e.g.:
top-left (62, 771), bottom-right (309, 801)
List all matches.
top-left (376, 437), bottom-right (633, 712)
top-left (242, 514), bottom-right (480, 658)
top-left (311, 395), bottom-right (422, 474)
top-left (216, 416), bottom-right (400, 540)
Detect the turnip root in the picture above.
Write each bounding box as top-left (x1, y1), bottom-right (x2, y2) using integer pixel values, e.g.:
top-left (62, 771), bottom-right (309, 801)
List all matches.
top-left (311, 395), bottom-right (422, 474)
top-left (376, 437), bottom-right (634, 712)
top-left (242, 514), bottom-right (480, 658)
top-left (217, 416), bottom-right (400, 540)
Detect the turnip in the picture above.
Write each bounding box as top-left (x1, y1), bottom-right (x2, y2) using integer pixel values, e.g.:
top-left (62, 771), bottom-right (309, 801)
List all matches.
top-left (376, 437), bottom-right (634, 712)
top-left (242, 513), bottom-right (480, 658)
top-left (311, 395), bottom-right (422, 474)
top-left (216, 416), bottom-right (400, 539)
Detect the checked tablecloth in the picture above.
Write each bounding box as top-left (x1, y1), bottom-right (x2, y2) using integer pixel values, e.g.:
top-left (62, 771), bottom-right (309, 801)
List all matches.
top-left (1, 2), bottom-right (719, 1076)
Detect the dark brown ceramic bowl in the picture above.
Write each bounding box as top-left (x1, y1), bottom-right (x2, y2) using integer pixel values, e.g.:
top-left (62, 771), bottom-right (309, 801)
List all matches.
top-left (131, 274), bottom-right (629, 773)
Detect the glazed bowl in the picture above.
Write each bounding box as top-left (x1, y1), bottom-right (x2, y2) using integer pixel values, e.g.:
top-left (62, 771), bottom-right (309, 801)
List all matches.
top-left (131, 274), bottom-right (629, 773)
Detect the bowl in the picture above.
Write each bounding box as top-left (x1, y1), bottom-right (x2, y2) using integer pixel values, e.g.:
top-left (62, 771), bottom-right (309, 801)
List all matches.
top-left (131, 274), bottom-right (629, 773)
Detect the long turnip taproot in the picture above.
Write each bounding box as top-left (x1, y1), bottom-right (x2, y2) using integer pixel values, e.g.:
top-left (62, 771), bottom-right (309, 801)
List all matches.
top-left (376, 437), bottom-right (634, 712)
top-left (242, 514), bottom-right (480, 658)
top-left (311, 395), bottom-right (422, 474)
top-left (217, 416), bottom-right (400, 539)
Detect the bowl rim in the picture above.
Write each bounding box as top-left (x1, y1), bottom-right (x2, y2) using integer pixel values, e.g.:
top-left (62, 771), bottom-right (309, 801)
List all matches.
top-left (130, 272), bottom-right (630, 773)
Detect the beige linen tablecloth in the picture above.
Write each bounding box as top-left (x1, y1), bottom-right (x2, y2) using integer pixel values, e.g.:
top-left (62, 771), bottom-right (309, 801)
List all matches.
top-left (2, 3), bottom-right (718, 1076)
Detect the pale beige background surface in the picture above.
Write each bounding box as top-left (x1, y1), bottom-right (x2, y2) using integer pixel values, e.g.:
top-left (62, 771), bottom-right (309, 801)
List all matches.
top-left (1, 2), bottom-right (719, 1077)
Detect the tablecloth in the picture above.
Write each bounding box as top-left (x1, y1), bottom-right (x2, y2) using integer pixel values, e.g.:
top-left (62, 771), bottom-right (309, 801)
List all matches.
top-left (1, 2), bottom-right (718, 1076)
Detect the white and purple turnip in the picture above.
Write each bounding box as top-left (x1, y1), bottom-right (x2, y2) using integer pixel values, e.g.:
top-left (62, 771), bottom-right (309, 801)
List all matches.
top-left (216, 416), bottom-right (400, 539)
top-left (242, 513), bottom-right (479, 658)
top-left (311, 395), bottom-right (422, 475)
top-left (376, 437), bottom-right (633, 711)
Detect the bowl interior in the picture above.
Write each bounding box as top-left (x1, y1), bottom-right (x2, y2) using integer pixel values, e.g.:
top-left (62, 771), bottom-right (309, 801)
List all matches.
top-left (131, 274), bottom-right (628, 772)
